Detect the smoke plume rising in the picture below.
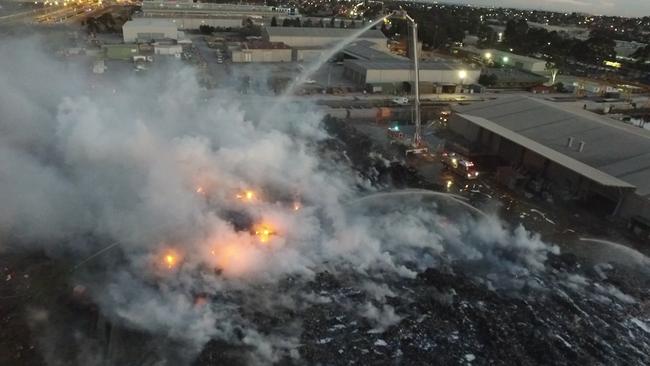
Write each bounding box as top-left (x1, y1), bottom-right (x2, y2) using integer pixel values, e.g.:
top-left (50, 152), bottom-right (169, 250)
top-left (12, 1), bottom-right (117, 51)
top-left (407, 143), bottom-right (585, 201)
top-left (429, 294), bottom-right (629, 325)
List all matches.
top-left (0, 35), bottom-right (563, 364)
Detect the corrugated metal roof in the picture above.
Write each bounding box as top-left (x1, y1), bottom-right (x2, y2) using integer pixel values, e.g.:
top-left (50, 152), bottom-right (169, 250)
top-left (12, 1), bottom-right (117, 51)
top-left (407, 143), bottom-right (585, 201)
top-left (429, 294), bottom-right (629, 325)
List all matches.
top-left (264, 26), bottom-right (385, 39)
top-left (454, 96), bottom-right (650, 195)
top-left (124, 18), bottom-right (176, 28)
top-left (458, 45), bottom-right (545, 65)
top-left (342, 40), bottom-right (399, 61)
top-left (345, 59), bottom-right (466, 71)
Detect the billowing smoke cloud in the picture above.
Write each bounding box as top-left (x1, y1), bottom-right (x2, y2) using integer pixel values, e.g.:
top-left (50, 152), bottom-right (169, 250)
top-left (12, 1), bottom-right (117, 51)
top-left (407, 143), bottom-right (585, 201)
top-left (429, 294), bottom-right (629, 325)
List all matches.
top-left (0, 36), bottom-right (563, 364)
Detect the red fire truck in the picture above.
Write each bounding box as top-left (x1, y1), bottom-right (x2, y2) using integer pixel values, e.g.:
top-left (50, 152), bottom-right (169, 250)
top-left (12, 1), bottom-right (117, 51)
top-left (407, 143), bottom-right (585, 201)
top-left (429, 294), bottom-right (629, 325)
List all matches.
top-left (441, 152), bottom-right (480, 180)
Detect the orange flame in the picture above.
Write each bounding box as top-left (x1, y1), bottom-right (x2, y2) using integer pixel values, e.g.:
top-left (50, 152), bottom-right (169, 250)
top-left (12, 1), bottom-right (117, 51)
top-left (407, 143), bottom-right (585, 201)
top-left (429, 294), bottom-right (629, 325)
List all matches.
top-left (293, 202), bottom-right (301, 211)
top-left (236, 190), bottom-right (256, 202)
top-left (195, 186), bottom-right (204, 194)
top-left (163, 251), bottom-right (179, 269)
top-left (254, 224), bottom-right (275, 244)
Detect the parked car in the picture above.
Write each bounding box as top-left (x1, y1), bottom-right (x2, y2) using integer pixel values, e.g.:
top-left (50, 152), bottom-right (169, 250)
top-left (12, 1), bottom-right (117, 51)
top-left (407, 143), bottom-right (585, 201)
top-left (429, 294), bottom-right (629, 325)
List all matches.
top-left (392, 97), bottom-right (409, 105)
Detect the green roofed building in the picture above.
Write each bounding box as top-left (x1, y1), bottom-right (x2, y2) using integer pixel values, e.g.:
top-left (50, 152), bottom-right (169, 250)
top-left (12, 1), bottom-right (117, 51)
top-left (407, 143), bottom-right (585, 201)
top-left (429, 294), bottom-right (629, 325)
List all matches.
top-left (103, 44), bottom-right (140, 60)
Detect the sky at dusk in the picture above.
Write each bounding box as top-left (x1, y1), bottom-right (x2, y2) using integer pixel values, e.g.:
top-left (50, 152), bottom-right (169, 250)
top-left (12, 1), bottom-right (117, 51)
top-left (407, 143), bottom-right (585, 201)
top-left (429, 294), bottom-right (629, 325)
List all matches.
top-left (440, 0), bottom-right (650, 17)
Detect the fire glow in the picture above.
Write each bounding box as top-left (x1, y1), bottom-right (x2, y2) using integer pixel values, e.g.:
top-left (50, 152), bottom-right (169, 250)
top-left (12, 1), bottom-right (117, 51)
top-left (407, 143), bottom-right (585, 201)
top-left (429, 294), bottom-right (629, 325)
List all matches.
top-left (254, 224), bottom-right (275, 244)
top-left (210, 242), bottom-right (258, 277)
top-left (236, 190), bottom-right (256, 202)
top-left (162, 250), bottom-right (180, 270)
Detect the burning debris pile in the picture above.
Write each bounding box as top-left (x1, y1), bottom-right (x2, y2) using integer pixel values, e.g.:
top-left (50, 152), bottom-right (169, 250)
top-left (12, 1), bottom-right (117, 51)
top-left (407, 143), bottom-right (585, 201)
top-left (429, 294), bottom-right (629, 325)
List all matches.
top-left (0, 37), bottom-right (649, 366)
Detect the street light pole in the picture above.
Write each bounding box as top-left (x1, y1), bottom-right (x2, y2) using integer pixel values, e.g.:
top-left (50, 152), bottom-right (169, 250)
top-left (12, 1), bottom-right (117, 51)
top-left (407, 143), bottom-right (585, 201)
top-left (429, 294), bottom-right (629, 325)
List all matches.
top-left (458, 70), bottom-right (467, 93)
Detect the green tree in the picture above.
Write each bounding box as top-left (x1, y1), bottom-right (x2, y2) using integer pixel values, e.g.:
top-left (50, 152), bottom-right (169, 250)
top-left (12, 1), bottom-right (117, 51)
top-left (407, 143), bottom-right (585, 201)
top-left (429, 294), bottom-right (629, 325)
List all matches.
top-left (339, 19), bottom-right (346, 28)
top-left (86, 18), bottom-right (100, 35)
top-left (270, 16), bottom-right (278, 27)
top-left (477, 24), bottom-right (497, 47)
top-left (282, 18), bottom-right (291, 27)
top-left (242, 17), bottom-right (254, 28)
top-left (570, 29), bottom-right (616, 64)
top-left (199, 25), bottom-right (215, 35)
top-left (97, 13), bottom-right (115, 29)
top-left (478, 74), bottom-right (498, 86)
top-left (303, 18), bottom-right (313, 27)
top-left (504, 19), bottom-right (528, 47)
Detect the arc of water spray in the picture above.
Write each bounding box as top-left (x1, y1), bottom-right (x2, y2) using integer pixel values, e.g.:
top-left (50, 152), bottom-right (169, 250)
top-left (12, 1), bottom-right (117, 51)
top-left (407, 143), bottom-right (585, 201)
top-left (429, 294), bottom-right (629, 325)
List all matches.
top-left (578, 237), bottom-right (650, 267)
top-left (72, 241), bottom-right (120, 271)
top-left (261, 15), bottom-right (389, 123)
top-left (347, 189), bottom-right (489, 218)
top-left (0, 241), bottom-right (121, 300)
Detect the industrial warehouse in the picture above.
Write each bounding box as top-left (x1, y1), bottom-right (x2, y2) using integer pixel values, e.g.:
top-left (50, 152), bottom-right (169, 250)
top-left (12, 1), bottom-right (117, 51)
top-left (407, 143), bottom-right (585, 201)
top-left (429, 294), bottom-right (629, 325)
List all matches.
top-left (344, 59), bottom-right (480, 93)
top-left (139, 0), bottom-right (299, 29)
top-left (262, 27), bottom-right (478, 91)
top-left (454, 45), bottom-right (550, 74)
top-left (449, 96), bottom-right (650, 232)
top-left (230, 40), bottom-right (292, 63)
top-left (122, 18), bottom-right (185, 43)
top-left (263, 26), bottom-right (387, 49)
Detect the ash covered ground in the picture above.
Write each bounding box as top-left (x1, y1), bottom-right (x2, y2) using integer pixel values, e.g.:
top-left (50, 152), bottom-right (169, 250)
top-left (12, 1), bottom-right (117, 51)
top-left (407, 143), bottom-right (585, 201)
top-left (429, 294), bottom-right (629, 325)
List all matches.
top-left (1, 36), bottom-right (650, 366)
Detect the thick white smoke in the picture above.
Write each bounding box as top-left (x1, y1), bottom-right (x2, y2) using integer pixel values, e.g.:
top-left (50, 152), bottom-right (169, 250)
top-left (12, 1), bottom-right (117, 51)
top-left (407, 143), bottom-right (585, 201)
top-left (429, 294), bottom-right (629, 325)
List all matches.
top-left (0, 36), bottom-right (561, 364)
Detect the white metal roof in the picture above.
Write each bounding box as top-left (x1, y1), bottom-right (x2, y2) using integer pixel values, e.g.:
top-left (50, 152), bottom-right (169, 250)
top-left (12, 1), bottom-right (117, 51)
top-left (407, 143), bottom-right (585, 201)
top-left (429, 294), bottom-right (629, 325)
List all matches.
top-left (457, 113), bottom-right (635, 190)
top-left (345, 59), bottom-right (468, 71)
top-left (455, 96), bottom-right (650, 195)
top-left (123, 18), bottom-right (176, 28)
top-left (265, 26), bottom-right (385, 39)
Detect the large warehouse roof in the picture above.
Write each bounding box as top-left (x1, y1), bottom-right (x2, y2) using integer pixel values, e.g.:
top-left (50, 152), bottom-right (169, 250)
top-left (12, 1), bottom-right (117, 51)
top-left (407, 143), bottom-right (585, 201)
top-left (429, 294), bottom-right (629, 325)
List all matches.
top-left (345, 59), bottom-right (469, 71)
top-left (123, 18), bottom-right (176, 28)
top-left (454, 96), bottom-right (650, 196)
top-left (264, 26), bottom-right (385, 39)
top-left (343, 40), bottom-right (398, 61)
top-left (458, 45), bottom-right (545, 65)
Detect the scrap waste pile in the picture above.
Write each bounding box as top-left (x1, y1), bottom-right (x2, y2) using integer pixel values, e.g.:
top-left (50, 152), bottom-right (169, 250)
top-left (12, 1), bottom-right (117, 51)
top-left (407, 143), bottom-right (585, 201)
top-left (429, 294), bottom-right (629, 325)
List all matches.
top-left (0, 38), bottom-right (649, 366)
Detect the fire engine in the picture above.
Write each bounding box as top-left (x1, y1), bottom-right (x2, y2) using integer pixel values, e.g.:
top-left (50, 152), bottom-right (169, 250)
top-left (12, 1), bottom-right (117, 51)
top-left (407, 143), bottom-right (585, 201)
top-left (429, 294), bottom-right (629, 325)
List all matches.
top-left (441, 152), bottom-right (480, 180)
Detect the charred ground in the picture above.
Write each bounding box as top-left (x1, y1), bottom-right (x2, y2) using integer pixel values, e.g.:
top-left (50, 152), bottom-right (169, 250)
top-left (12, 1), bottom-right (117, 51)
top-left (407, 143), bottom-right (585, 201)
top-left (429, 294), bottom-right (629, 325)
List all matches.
top-left (1, 116), bottom-right (650, 366)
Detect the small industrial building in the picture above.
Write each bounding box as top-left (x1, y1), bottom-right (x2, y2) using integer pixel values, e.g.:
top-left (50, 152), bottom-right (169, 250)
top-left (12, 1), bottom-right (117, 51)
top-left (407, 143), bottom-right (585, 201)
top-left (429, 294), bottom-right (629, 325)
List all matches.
top-left (263, 26), bottom-right (386, 49)
top-left (294, 47), bottom-right (326, 62)
top-left (154, 43), bottom-right (183, 56)
top-left (554, 75), bottom-right (627, 96)
top-left (615, 40), bottom-right (647, 60)
top-left (103, 44), bottom-right (140, 60)
top-left (449, 96), bottom-right (650, 227)
top-left (455, 46), bottom-right (548, 74)
top-left (343, 60), bottom-right (480, 93)
top-left (230, 40), bottom-right (291, 63)
top-left (123, 18), bottom-right (180, 43)
top-left (481, 68), bottom-right (548, 89)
